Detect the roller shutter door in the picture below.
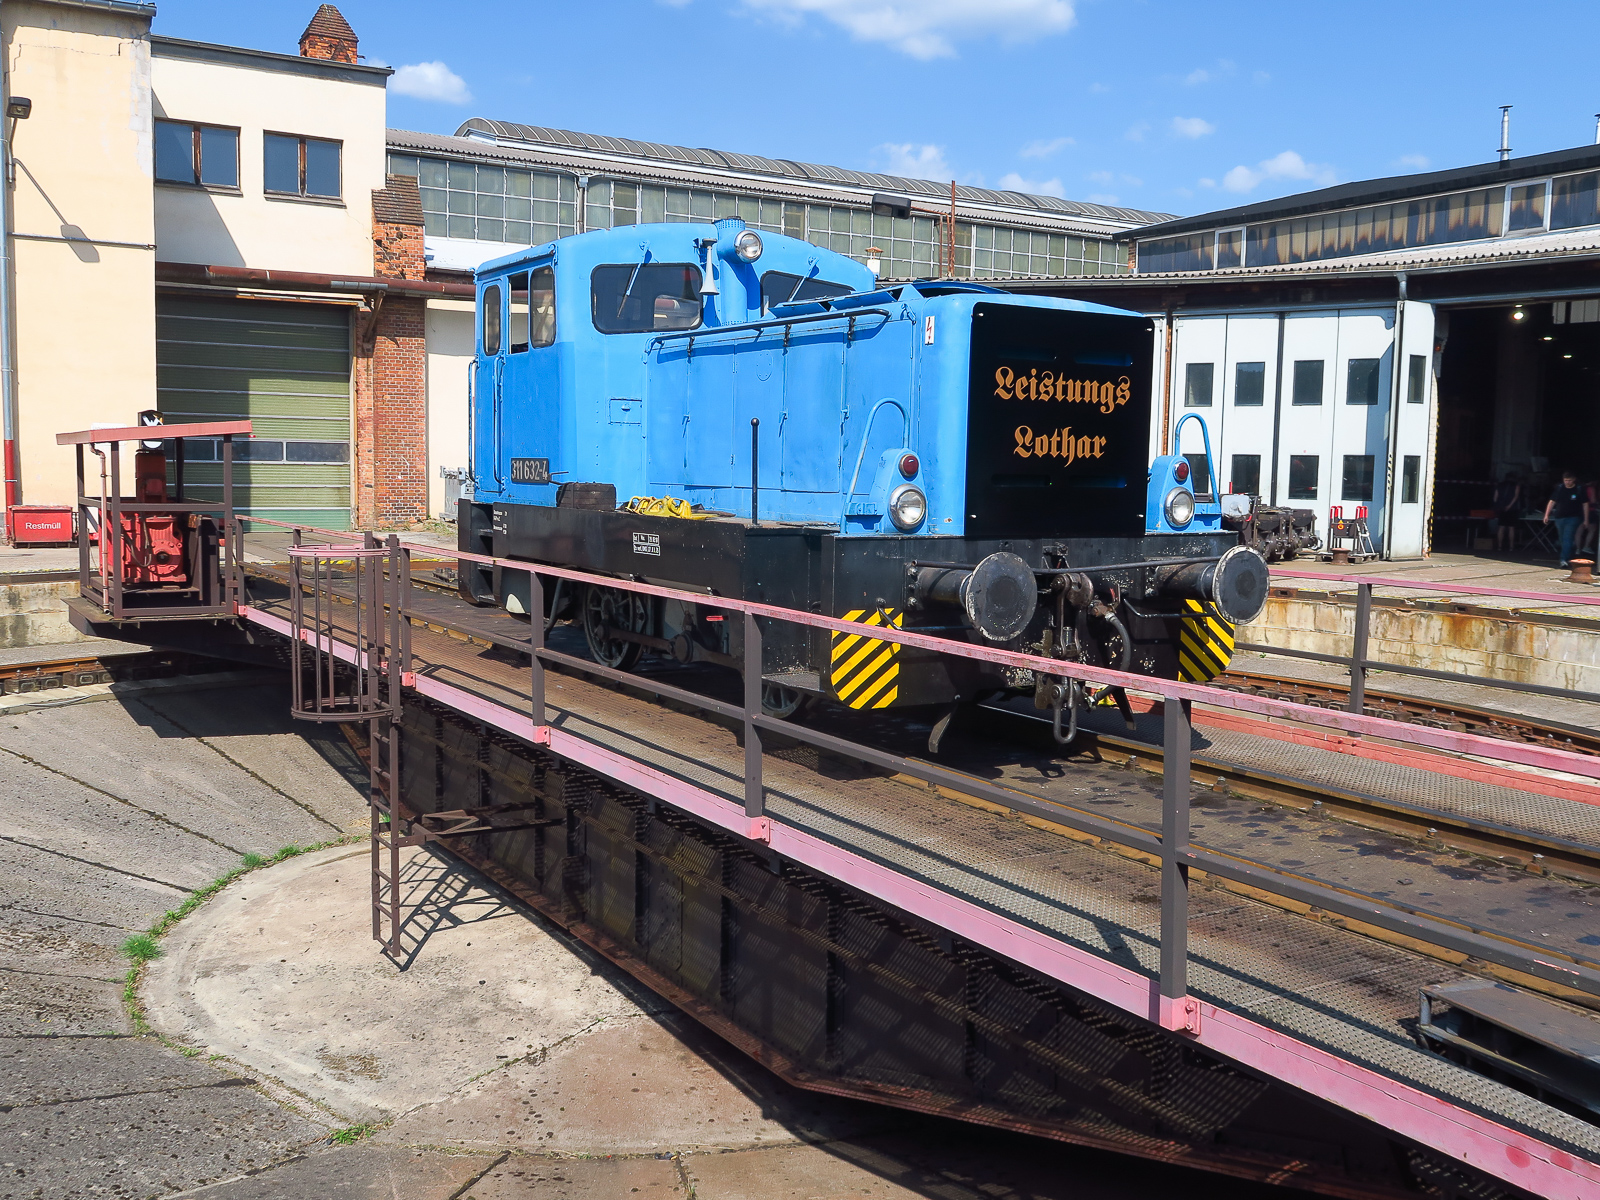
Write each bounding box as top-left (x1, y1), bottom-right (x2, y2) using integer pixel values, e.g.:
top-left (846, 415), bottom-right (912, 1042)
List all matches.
top-left (156, 296), bottom-right (352, 529)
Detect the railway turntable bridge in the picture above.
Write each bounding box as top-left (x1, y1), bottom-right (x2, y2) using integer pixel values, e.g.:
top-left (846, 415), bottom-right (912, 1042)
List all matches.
top-left (56, 441), bottom-right (1600, 1199)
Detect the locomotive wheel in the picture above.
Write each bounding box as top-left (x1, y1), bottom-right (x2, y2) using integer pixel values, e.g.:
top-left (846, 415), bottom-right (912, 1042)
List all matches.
top-left (582, 584), bottom-right (649, 670)
top-left (760, 682), bottom-right (805, 720)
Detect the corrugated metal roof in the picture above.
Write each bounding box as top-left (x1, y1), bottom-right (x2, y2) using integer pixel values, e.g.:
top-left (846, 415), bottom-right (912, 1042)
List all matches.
top-left (1126, 144), bottom-right (1600, 240)
top-left (452, 117), bottom-right (1174, 227)
top-left (1005, 225), bottom-right (1600, 290)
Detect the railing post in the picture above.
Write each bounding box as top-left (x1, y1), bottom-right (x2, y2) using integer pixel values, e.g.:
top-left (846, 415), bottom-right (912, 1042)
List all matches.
top-left (743, 611), bottom-right (763, 819)
top-left (1160, 692), bottom-right (1191, 1005)
top-left (1347, 582), bottom-right (1372, 715)
top-left (529, 570), bottom-right (545, 732)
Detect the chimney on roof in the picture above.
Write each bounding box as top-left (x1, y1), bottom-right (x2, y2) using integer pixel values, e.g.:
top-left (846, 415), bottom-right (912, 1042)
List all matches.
top-left (1498, 105), bottom-right (1512, 164)
top-left (300, 4), bottom-right (358, 63)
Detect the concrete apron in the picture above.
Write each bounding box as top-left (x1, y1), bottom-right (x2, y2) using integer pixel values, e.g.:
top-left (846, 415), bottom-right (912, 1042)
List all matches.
top-left (1242, 593), bottom-right (1600, 696)
top-left (139, 843), bottom-right (881, 1152)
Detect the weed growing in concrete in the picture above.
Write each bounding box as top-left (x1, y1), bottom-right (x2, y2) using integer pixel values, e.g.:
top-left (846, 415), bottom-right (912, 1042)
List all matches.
top-left (328, 1123), bottom-right (378, 1145)
top-left (119, 836), bottom-right (360, 1037)
top-left (120, 933), bottom-right (163, 962)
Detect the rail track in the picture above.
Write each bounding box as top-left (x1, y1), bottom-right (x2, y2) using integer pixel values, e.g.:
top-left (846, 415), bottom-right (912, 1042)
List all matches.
top-left (0, 648), bottom-right (236, 695)
top-left (1213, 667), bottom-right (1600, 758)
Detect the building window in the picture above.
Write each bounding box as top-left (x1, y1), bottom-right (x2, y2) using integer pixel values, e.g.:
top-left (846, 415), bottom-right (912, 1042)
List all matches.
top-left (590, 263), bottom-right (703, 334)
top-left (1402, 455), bottom-right (1421, 503)
top-left (1507, 182), bottom-right (1548, 232)
top-left (265, 133), bottom-right (341, 199)
top-left (1346, 358), bottom-right (1381, 405)
top-left (1233, 361), bottom-right (1265, 406)
top-left (1407, 354), bottom-right (1427, 404)
top-left (1230, 453), bottom-right (1261, 496)
top-left (1288, 454), bottom-right (1319, 500)
top-left (388, 153), bottom-right (568, 245)
top-left (154, 120), bottom-right (239, 189)
top-left (1291, 360), bottom-right (1324, 406)
top-left (1184, 362), bottom-right (1214, 407)
top-left (1551, 171), bottom-right (1599, 231)
top-left (1137, 233), bottom-right (1213, 274)
top-left (1215, 228), bottom-right (1243, 269)
top-left (1341, 454), bottom-right (1375, 501)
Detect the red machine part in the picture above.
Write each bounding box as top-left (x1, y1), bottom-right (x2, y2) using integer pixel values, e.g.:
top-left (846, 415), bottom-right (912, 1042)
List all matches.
top-left (105, 450), bottom-right (188, 586)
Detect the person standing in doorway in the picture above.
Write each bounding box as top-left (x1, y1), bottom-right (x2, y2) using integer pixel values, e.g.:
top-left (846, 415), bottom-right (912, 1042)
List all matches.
top-left (1543, 470), bottom-right (1591, 567)
top-left (1491, 471), bottom-right (1523, 552)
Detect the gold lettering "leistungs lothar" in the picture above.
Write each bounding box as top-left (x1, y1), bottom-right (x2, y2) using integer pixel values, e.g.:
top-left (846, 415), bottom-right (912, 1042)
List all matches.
top-left (1014, 426), bottom-right (1107, 463)
top-left (994, 367), bottom-right (1130, 415)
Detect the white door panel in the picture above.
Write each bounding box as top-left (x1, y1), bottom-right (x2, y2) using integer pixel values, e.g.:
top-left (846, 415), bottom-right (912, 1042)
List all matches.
top-left (1330, 309), bottom-right (1396, 553)
top-left (1170, 316), bottom-right (1228, 495)
top-left (1385, 302), bottom-right (1435, 558)
top-left (1275, 312), bottom-right (1341, 536)
top-left (1220, 314), bottom-right (1278, 498)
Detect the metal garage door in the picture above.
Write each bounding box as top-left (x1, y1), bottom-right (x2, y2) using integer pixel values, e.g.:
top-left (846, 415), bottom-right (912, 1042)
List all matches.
top-left (156, 296), bottom-right (352, 529)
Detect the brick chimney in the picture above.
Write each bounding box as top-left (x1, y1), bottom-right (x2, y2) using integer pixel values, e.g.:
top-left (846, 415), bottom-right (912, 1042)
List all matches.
top-left (299, 4), bottom-right (358, 63)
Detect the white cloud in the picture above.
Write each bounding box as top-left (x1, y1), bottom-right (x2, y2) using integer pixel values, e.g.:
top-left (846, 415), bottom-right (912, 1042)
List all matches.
top-left (1087, 192), bottom-right (1119, 204)
top-left (390, 61), bottom-right (472, 105)
top-left (1171, 116), bottom-right (1215, 139)
top-left (1184, 68), bottom-right (1210, 85)
top-left (738, 0), bottom-right (1075, 60)
top-left (1221, 149), bottom-right (1336, 194)
top-left (1198, 177), bottom-right (1216, 188)
top-left (1089, 169), bottom-right (1140, 189)
top-left (999, 172), bottom-right (1065, 197)
top-left (1395, 153), bottom-right (1431, 170)
top-left (1089, 81), bottom-right (1110, 94)
top-left (879, 142), bottom-right (953, 179)
top-left (1020, 136), bottom-right (1074, 159)
top-left (1252, 69), bottom-right (1271, 85)
top-left (1125, 121), bottom-right (1150, 142)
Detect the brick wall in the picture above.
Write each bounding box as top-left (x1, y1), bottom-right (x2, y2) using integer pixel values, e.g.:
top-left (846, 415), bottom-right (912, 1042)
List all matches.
top-left (355, 179), bottom-right (429, 528)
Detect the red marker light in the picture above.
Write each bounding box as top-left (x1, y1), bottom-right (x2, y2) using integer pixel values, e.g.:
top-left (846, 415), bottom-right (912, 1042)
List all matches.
top-left (899, 453), bottom-right (920, 478)
top-left (1173, 460), bottom-right (1190, 483)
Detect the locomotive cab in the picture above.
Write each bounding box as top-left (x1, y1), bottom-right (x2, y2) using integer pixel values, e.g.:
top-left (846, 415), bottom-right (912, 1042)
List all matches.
top-left (460, 219), bottom-right (1266, 724)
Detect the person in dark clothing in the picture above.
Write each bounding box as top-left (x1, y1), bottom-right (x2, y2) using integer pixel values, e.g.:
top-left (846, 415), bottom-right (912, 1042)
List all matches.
top-left (1543, 470), bottom-right (1591, 567)
top-left (1491, 472), bottom-right (1523, 551)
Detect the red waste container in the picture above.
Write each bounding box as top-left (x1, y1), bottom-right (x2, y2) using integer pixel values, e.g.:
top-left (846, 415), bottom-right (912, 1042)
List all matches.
top-left (6, 505), bottom-right (75, 546)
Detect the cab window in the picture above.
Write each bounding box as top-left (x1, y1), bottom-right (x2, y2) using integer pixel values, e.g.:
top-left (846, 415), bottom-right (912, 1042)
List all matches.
top-left (481, 283), bottom-right (502, 355)
top-left (506, 266), bottom-right (556, 353)
top-left (760, 271), bottom-right (853, 312)
top-left (591, 263), bottom-right (703, 334)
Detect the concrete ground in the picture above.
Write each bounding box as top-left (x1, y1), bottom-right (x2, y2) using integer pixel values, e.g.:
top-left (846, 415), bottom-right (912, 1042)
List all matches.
top-left (0, 672), bottom-right (1302, 1199)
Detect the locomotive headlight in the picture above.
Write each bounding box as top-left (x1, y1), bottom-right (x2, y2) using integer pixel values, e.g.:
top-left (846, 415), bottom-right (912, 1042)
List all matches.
top-left (734, 230), bottom-right (764, 262)
top-left (1164, 486), bottom-right (1195, 528)
top-left (888, 483), bottom-right (927, 531)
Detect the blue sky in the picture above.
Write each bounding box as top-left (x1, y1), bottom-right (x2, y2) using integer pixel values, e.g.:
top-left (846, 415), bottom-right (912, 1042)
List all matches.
top-left (155, 1), bottom-right (1600, 218)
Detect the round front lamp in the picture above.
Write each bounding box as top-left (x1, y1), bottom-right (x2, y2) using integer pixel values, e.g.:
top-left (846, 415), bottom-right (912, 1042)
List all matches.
top-left (1164, 486), bottom-right (1195, 528)
top-left (734, 230), bottom-right (763, 262)
top-left (888, 484), bottom-right (927, 531)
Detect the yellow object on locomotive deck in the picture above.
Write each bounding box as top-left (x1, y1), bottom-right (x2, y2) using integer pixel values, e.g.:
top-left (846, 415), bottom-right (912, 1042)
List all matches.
top-left (625, 496), bottom-right (710, 520)
top-left (830, 608), bottom-right (902, 709)
top-left (1177, 599), bottom-right (1235, 682)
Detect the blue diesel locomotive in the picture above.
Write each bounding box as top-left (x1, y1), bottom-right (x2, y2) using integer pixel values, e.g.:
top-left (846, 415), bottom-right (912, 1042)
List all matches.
top-left (459, 218), bottom-right (1266, 727)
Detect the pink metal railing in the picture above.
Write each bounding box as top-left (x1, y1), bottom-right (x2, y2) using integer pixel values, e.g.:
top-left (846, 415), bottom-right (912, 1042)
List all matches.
top-left (235, 517), bottom-right (1600, 1003)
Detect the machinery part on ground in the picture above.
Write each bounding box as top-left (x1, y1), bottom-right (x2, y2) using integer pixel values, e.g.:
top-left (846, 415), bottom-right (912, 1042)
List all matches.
top-left (914, 551), bottom-right (1039, 642)
top-left (1155, 545), bottom-right (1268, 625)
top-left (583, 583), bottom-right (649, 670)
top-left (1224, 493), bottom-right (1320, 562)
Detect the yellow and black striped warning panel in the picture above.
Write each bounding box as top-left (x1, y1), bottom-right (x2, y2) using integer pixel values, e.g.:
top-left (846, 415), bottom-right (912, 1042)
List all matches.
top-left (1177, 598), bottom-right (1235, 683)
top-left (829, 607), bottom-right (902, 709)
